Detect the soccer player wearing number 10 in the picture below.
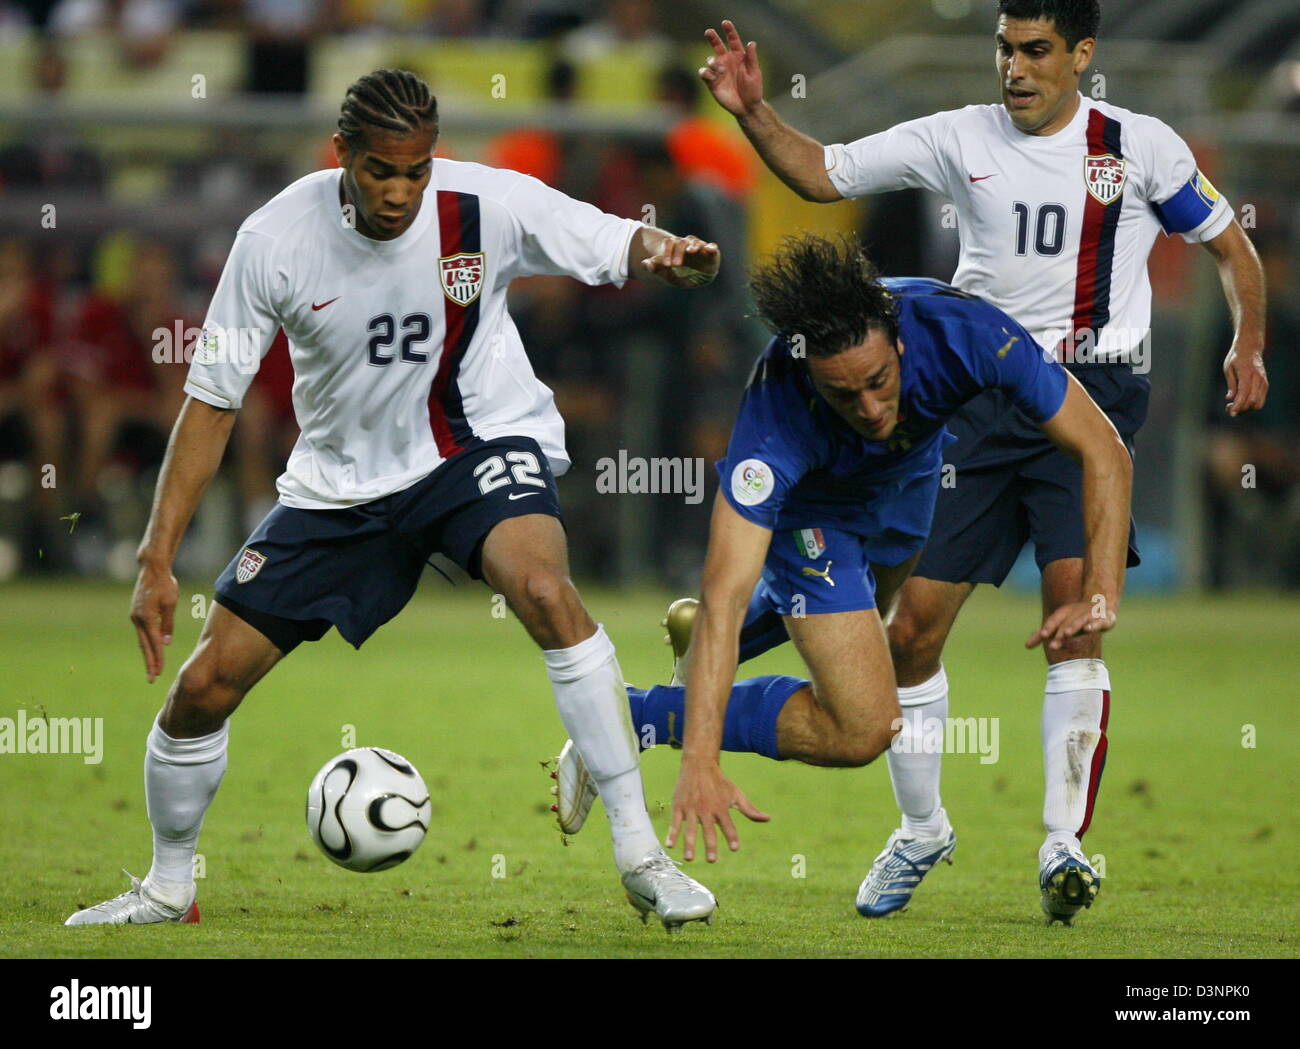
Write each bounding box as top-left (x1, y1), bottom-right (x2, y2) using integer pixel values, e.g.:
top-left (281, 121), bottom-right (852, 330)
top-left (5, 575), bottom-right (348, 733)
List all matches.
top-left (65, 69), bottom-right (722, 932)
top-left (699, 1), bottom-right (1267, 922)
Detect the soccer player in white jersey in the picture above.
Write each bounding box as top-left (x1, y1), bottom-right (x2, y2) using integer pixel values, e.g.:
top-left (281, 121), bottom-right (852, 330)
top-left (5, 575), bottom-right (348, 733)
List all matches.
top-left (695, 3), bottom-right (1268, 922)
top-left (65, 69), bottom-right (723, 932)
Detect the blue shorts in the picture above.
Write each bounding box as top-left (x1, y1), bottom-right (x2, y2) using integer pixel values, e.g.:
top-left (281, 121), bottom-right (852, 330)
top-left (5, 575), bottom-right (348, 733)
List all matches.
top-left (914, 362), bottom-right (1147, 585)
top-left (737, 465), bottom-right (941, 659)
top-left (213, 436), bottom-right (561, 651)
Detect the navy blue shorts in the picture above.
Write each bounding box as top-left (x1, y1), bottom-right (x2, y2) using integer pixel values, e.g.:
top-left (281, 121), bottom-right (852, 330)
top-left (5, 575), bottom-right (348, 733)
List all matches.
top-left (914, 362), bottom-right (1148, 586)
top-left (213, 436), bottom-right (562, 651)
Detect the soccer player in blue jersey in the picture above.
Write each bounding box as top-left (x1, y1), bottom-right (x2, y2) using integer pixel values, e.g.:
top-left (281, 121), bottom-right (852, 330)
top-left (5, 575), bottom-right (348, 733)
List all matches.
top-left (553, 232), bottom-right (1134, 913)
top-left (691, 2), bottom-right (1268, 923)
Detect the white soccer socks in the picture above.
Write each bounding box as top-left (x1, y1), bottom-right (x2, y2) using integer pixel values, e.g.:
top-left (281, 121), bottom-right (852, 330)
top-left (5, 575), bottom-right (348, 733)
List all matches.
top-left (144, 716), bottom-right (229, 901)
top-left (1041, 658), bottom-right (1111, 844)
top-left (887, 666), bottom-right (949, 839)
top-left (543, 626), bottom-right (660, 871)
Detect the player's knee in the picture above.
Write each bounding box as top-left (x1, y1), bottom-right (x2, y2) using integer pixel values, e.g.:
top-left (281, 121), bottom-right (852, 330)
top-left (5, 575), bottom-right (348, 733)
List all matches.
top-left (821, 722), bottom-right (893, 767)
top-left (888, 607), bottom-right (946, 680)
top-left (170, 652), bottom-right (245, 728)
top-left (517, 568), bottom-right (577, 623)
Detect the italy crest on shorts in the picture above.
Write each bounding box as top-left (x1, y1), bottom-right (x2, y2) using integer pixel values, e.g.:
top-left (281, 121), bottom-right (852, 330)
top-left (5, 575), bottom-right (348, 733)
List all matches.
top-left (1084, 153), bottom-right (1127, 205)
top-left (439, 252), bottom-right (486, 306)
top-left (236, 547), bottom-right (266, 584)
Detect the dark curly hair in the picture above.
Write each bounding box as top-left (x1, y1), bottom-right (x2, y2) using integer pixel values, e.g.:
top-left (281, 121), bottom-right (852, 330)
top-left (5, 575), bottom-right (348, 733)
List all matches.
top-left (748, 233), bottom-right (899, 359)
top-left (997, 0), bottom-right (1101, 50)
top-left (338, 69), bottom-right (439, 148)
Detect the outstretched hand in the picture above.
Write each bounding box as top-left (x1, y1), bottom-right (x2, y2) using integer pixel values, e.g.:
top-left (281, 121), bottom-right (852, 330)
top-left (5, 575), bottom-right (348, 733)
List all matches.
top-left (641, 235), bottom-right (721, 288)
top-left (700, 20), bottom-right (765, 116)
top-left (1026, 598), bottom-right (1116, 651)
top-left (667, 760), bottom-right (770, 862)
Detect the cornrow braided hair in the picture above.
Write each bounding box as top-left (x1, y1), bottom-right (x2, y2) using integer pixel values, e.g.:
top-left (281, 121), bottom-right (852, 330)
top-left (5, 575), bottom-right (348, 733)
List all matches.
top-left (338, 69), bottom-right (439, 148)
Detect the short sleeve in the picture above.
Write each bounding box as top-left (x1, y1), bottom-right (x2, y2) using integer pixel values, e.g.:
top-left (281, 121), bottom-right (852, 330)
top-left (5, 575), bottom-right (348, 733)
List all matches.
top-left (183, 231), bottom-right (283, 411)
top-left (500, 171), bottom-right (642, 287)
top-left (824, 110), bottom-right (959, 198)
top-left (715, 358), bottom-right (820, 529)
top-left (1137, 117), bottom-right (1233, 244)
top-left (951, 304), bottom-right (1069, 424)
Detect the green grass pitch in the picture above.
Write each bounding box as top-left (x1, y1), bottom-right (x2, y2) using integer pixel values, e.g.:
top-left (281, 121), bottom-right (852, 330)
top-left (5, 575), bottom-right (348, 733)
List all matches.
top-left (1, 579), bottom-right (1296, 958)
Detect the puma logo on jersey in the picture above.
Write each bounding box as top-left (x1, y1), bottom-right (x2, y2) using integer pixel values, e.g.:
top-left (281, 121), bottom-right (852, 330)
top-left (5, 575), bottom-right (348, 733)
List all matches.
top-left (801, 561), bottom-right (835, 587)
top-left (311, 297), bottom-right (340, 311)
top-left (997, 328), bottom-right (1021, 357)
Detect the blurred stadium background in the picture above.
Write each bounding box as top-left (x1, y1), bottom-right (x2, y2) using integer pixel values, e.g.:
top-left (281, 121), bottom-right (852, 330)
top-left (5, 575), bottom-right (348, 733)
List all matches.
top-left (0, 0), bottom-right (1297, 593)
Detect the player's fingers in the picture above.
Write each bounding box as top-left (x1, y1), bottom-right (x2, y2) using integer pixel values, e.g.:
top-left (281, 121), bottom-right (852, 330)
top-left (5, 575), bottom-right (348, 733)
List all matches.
top-left (736, 794), bottom-right (771, 823)
top-left (703, 817), bottom-right (719, 863)
top-left (682, 812), bottom-right (698, 861)
top-left (133, 621), bottom-right (159, 682)
top-left (666, 806), bottom-right (682, 848)
top-left (704, 27), bottom-right (726, 56)
top-left (160, 604), bottom-right (175, 646)
top-left (720, 811), bottom-right (741, 852)
top-left (723, 19), bottom-right (744, 51)
top-left (746, 41), bottom-right (758, 68)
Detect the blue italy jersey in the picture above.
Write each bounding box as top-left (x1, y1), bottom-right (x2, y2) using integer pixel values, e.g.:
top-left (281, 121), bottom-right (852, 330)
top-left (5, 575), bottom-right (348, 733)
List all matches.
top-left (717, 277), bottom-right (1070, 539)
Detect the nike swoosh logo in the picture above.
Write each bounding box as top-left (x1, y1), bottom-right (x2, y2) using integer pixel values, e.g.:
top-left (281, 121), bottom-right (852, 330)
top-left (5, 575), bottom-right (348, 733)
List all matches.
top-left (311, 297), bottom-right (340, 311)
top-left (507, 492), bottom-right (540, 501)
top-left (969, 174), bottom-right (997, 183)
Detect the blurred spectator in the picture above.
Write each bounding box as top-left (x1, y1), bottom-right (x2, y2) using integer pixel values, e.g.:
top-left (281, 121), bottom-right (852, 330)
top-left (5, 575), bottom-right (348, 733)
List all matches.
top-left (61, 236), bottom-right (191, 520)
top-left (244, 0), bottom-right (331, 94)
top-left (561, 0), bottom-right (672, 65)
top-left (0, 41), bottom-right (105, 194)
top-left (1204, 233), bottom-right (1300, 587)
top-left (484, 58), bottom-right (577, 186)
top-left (0, 237), bottom-right (67, 571)
top-left (657, 65), bottom-right (757, 202)
top-left (48, 0), bottom-right (178, 68)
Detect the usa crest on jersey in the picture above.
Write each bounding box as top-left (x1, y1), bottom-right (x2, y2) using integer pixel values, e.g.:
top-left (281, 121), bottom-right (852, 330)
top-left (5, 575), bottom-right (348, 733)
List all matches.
top-left (236, 547), bottom-right (266, 583)
top-left (439, 252), bottom-right (486, 306)
top-left (1084, 154), bottom-right (1127, 205)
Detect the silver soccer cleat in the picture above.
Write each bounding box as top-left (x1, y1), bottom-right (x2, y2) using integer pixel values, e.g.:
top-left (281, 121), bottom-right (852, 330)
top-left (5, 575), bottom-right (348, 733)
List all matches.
top-left (65, 871), bottom-right (199, 926)
top-left (549, 738), bottom-right (599, 835)
top-left (621, 849), bottom-right (717, 933)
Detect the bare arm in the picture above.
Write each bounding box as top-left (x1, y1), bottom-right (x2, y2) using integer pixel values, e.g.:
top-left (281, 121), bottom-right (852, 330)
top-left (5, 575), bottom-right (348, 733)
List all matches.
top-left (699, 19), bottom-right (842, 203)
top-left (1028, 375), bottom-right (1134, 649)
top-left (1202, 220), bottom-right (1268, 417)
top-left (666, 493), bottom-right (772, 861)
top-left (627, 225), bottom-right (721, 287)
top-left (132, 396), bottom-right (238, 682)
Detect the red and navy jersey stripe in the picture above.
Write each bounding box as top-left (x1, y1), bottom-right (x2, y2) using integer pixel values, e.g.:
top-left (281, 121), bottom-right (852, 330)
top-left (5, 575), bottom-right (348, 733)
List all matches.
top-left (428, 190), bottom-right (481, 458)
top-left (1069, 109), bottom-right (1125, 346)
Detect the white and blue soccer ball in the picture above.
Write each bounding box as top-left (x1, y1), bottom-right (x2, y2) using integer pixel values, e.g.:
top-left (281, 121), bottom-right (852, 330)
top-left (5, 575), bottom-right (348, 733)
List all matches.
top-left (306, 747), bottom-right (432, 873)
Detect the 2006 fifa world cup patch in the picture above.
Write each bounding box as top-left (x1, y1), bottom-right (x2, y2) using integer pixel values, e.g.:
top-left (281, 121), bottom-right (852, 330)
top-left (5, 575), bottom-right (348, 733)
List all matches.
top-left (236, 547), bottom-right (267, 584)
top-left (731, 458), bottom-right (774, 506)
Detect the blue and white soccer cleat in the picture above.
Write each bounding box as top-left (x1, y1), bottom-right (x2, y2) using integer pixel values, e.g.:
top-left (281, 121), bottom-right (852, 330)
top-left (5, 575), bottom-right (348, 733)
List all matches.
top-left (855, 812), bottom-right (957, 917)
top-left (1038, 839), bottom-right (1100, 925)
